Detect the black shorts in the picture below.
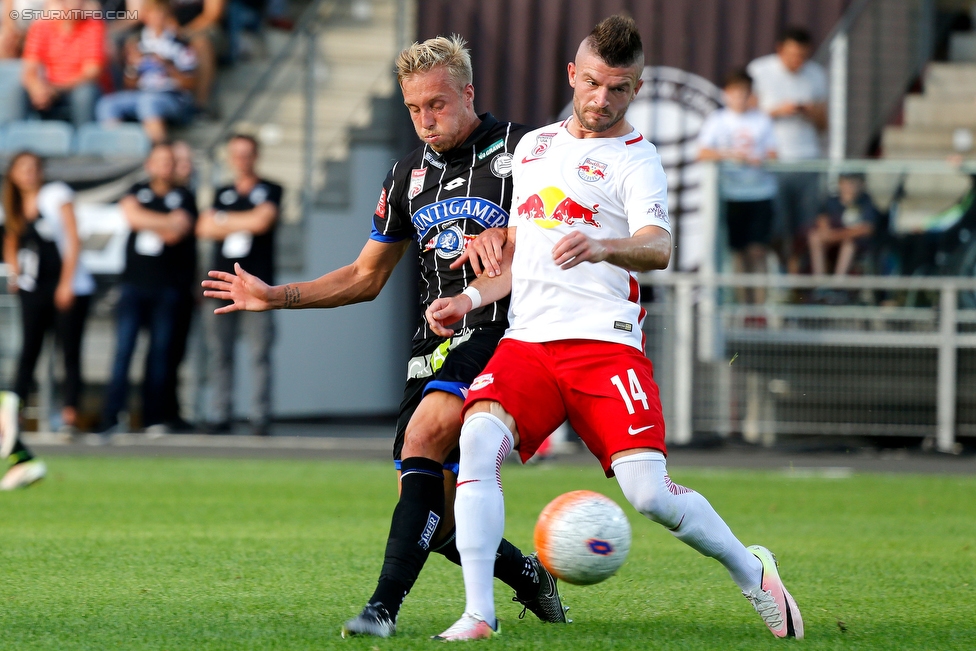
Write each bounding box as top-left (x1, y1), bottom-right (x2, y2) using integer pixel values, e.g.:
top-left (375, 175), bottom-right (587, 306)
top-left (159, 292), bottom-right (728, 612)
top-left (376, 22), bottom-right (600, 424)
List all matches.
top-left (393, 325), bottom-right (506, 473)
top-left (726, 199), bottom-right (774, 251)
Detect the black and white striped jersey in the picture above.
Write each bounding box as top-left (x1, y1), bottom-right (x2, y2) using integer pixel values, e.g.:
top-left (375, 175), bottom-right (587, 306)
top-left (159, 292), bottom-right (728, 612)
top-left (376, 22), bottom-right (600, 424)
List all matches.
top-left (371, 113), bottom-right (529, 343)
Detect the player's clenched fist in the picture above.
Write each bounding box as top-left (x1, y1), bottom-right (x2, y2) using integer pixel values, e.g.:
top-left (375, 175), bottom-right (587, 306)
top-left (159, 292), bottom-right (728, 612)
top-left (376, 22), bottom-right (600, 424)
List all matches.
top-left (202, 262), bottom-right (274, 313)
top-left (425, 294), bottom-right (475, 338)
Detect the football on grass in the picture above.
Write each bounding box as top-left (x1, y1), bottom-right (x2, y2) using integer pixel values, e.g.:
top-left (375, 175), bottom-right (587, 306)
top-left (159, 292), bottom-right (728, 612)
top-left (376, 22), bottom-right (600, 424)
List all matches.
top-left (533, 490), bottom-right (632, 585)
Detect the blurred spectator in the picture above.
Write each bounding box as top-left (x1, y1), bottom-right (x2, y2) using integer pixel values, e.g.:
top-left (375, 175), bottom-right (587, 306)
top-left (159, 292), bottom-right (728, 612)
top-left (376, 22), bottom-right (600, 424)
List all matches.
top-left (1, 151), bottom-right (94, 435)
top-left (101, 0), bottom-right (144, 86)
top-left (197, 133), bottom-right (280, 436)
top-left (698, 68), bottom-right (778, 305)
top-left (808, 173), bottom-right (878, 277)
top-left (171, 0), bottom-right (225, 114)
top-left (0, 0), bottom-right (44, 59)
top-left (100, 141), bottom-right (197, 433)
top-left (161, 138), bottom-right (198, 431)
top-left (225, 0), bottom-right (262, 63)
top-left (748, 26), bottom-right (828, 272)
top-left (95, 0), bottom-right (196, 143)
top-left (20, 0), bottom-right (106, 126)
top-left (172, 138), bottom-right (197, 191)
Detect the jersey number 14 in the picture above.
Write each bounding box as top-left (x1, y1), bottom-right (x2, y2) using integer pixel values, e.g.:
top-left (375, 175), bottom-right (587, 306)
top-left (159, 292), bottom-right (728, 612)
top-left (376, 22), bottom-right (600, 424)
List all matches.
top-left (610, 369), bottom-right (649, 415)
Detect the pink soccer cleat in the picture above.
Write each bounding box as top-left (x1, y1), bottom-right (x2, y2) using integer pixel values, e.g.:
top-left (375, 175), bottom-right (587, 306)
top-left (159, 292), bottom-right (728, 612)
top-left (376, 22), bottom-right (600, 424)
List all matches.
top-left (744, 545), bottom-right (804, 639)
top-left (432, 612), bottom-right (499, 641)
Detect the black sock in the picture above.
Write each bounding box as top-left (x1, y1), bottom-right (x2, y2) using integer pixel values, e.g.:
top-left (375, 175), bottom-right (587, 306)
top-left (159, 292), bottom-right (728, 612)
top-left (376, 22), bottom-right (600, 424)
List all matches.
top-left (369, 457), bottom-right (446, 621)
top-left (8, 439), bottom-right (34, 465)
top-left (431, 528), bottom-right (462, 565)
top-left (433, 528), bottom-right (539, 598)
top-left (494, 538), bottom-right (539, 600)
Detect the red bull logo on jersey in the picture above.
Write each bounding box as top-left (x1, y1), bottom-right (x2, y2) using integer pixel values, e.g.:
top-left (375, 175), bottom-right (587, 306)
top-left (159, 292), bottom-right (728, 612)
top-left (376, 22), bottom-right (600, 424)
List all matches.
top-left (517, 187), bottom-right (601, 229)
top-left (577, 158), bottom-right (608, 182)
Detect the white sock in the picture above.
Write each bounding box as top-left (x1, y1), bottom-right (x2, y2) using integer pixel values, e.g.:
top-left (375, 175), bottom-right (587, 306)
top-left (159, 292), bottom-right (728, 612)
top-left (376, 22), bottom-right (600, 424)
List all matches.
top-left (612, 452), bottom-right (762, 593)
top-left (454, 412), bottom-right (514, 626)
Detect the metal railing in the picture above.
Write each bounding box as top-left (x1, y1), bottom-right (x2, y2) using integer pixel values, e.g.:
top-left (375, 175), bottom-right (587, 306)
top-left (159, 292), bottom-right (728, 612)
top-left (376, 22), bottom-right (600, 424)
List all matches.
top-left (641, 273), bottom-right (976, 453)
top-left (667, 158), bottom-right (976, 453)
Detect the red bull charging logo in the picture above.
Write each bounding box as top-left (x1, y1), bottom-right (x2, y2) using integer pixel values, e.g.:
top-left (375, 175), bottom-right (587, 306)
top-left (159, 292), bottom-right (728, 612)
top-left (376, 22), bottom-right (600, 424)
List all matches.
top-left (517, 187), bottom-right (601, 229)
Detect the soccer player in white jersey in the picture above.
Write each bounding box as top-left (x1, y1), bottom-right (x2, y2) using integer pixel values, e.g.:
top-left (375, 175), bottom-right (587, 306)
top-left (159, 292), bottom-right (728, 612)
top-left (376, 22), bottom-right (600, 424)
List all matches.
top-left (425, 15), bottom-right (803, 641)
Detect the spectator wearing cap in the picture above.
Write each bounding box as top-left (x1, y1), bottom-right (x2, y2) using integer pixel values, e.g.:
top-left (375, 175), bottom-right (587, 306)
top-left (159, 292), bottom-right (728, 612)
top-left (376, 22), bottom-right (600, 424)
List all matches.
top-left (100, 142), bottom-right (197, 434)
top-left (20, 0), bottom-right (105, 126)
top-left (197, 133), bottom-right (281, 436)
top-left (748, 26), bottom-right (828, 272)
top-left (95, 0), bottom-right (196, 143)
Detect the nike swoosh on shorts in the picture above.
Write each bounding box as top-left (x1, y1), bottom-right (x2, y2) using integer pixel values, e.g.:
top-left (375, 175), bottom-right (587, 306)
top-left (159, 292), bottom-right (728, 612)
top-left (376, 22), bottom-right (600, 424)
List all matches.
top-left (628, 425), bottom-right (655, 436)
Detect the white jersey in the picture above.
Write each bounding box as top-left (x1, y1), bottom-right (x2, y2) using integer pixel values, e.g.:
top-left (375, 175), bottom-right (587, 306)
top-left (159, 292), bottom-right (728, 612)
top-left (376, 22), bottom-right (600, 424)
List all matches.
top-left (505, 120), bottom-right (671, 351)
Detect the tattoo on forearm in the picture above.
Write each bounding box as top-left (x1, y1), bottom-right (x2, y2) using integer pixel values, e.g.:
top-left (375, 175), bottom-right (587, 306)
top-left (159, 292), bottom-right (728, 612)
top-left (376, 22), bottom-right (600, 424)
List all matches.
top-left (283, 285), bottom-right (301, 308)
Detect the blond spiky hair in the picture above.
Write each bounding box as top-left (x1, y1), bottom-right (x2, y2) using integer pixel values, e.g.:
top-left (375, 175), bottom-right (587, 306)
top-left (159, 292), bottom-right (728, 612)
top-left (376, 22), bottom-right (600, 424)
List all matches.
top-left (395, 35), bottom-right (473, 90)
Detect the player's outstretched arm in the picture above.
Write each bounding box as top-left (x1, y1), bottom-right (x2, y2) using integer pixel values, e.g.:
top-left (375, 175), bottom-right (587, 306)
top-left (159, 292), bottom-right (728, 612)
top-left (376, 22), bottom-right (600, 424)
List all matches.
top-left (449, 226), bottom-right (514, 277)
top-left (202, 239), bottom-right (410, 313)
top-left (551, 225), bottom-right (671, 272)
top-left (427, 236), bottom-right (515, 338)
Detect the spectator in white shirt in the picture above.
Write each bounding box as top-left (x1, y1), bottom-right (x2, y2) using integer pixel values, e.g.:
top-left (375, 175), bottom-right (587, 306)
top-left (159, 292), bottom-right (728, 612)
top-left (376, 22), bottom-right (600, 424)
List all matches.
top-left (699, 69), bottom-right (778, 304)
top-left (748, 26), bottom-right (828, 273)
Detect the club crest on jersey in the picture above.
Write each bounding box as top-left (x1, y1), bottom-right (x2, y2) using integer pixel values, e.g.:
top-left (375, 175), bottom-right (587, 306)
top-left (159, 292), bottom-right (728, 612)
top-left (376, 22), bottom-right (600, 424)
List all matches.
top-left (469, 374), bottom-right (493, 391)
top-left (411, 197), bottom-right (509, 239)
top-left (531, 132), bottom-right (557, 157)
top-left (647, 203), bottom-right (669, 224)
top-left (517, 186), bottom-right (601, 229)
top-left (491, 153), bottom-right (513, 178)
top-left (164, 191), bottom-right (183, 209)
top-left (249, 185), bottom-right (268, 205)
top-left (408, 168), bottom-right (427, 200)
top-left (423, 224), bottom-right (475, 259)
top-left (577, 158), bottom-right (608, 182)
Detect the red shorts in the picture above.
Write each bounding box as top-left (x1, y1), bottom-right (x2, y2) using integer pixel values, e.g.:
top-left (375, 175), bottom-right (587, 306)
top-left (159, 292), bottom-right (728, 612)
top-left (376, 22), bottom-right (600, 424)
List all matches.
top-left (462, 338), bottom-right (666, 476)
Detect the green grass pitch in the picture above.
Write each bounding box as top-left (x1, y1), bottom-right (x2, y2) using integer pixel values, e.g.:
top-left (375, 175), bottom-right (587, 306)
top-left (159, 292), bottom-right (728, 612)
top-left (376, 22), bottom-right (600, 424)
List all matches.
top-left (1, 456), bottom-right (974, 650)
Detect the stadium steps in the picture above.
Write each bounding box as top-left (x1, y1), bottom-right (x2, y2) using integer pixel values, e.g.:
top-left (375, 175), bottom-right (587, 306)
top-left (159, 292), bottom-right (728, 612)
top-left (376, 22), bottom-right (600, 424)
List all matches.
top-left (173, 0), bottom-right (399, 237)
top-left (878, 44), bottom-right (976, 231)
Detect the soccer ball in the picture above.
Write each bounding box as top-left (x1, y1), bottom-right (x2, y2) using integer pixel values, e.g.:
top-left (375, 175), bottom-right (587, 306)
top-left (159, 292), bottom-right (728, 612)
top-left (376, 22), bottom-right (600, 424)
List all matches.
top-left (533, 490), bottom-right (632, 585)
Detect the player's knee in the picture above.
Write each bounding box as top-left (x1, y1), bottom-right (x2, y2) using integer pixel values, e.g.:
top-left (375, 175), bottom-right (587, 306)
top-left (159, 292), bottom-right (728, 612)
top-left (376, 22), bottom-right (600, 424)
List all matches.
top-left (620, 477), bottom-right (684, 528)
top-left (457, 411), bottom-right (513, 480)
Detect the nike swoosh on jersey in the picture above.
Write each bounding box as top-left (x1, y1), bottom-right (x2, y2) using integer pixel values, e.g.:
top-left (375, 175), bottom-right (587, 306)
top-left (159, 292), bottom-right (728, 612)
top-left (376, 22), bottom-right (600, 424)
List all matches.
top-left (521, 156), bottom-right (545, 164)
top-left (628, 424), bottom-right (655, 436)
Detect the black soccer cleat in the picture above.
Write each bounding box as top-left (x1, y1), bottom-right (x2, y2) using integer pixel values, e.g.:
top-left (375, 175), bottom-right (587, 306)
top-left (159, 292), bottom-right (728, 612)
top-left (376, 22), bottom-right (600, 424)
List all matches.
top-left (340, 602), bottom-right (396, 638)
top-left (513, 553), bottom-right (570, 624)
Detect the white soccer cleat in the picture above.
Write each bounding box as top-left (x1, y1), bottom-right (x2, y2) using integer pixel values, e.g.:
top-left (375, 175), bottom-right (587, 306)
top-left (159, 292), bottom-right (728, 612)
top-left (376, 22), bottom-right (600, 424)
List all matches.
top-left (0, 391), bottom-right (21, 459)
top-left (432, 612), bottom-right (499, 641)
top-left (0, 460), bottom-right (47, 490)
top-left (744, 545), bottom-right (803, 639)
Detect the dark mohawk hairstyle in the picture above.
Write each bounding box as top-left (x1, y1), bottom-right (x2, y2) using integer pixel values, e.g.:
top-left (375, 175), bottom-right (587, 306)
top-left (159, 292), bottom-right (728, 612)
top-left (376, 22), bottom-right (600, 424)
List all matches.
top-left (586, 15), bottom-right (644, 68)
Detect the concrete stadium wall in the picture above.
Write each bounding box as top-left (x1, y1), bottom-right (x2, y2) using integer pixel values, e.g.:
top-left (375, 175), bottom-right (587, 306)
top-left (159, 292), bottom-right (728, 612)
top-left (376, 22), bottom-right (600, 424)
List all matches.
top-left (230, 142), bottom-right (414, 418)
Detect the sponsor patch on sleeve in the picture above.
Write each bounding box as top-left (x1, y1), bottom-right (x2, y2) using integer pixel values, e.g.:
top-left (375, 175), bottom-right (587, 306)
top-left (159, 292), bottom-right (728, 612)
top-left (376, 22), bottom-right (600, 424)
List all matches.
top-left (647, 203), bottom-right (669, 224)
top-left (375, 187), bottom-right (387, 217)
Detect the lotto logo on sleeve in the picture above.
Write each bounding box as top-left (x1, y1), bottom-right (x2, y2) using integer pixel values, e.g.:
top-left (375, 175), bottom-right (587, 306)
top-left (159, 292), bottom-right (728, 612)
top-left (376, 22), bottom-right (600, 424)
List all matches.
top-left (517, 187), bottom-right (601, 229)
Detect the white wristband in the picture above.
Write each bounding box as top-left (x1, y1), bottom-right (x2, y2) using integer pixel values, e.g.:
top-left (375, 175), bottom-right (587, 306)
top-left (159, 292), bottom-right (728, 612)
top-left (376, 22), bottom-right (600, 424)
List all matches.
top-left (461, 286), bottom-right (482, 310)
